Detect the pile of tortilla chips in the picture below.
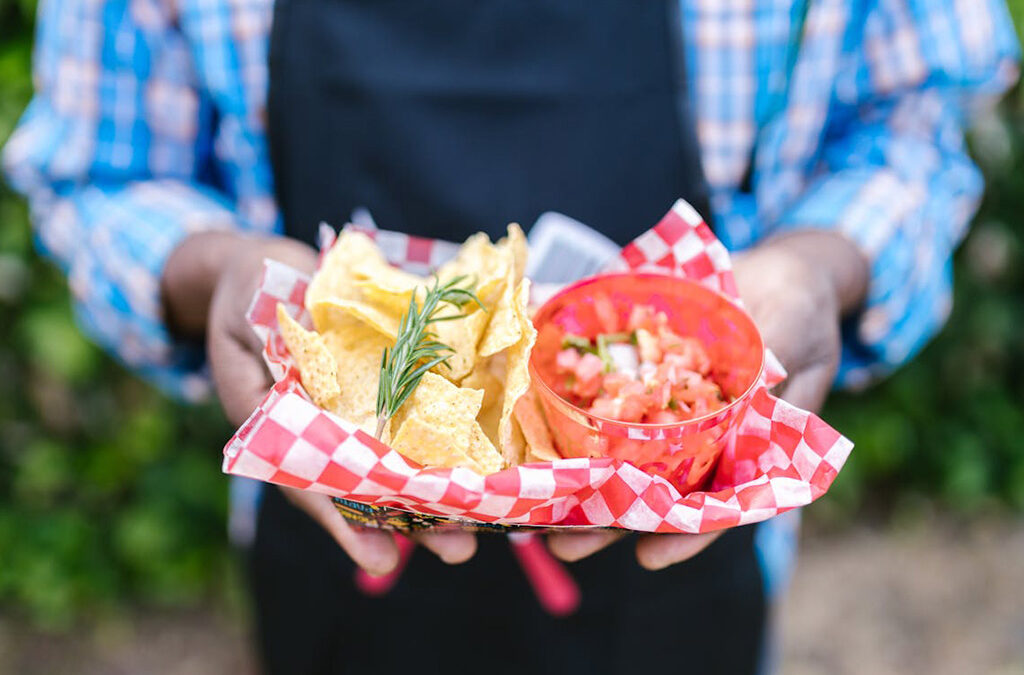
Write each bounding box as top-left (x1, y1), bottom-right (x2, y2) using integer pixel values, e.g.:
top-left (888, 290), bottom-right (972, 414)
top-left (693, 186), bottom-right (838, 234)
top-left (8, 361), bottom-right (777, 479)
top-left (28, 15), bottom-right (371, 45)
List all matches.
top-left (277, 225), bottom-right (553, 475)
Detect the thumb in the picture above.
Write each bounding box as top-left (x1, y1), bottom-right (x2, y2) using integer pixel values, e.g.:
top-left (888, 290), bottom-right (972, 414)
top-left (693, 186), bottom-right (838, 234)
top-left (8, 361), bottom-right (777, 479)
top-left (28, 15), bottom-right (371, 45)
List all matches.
top-left (209, 328), bottom-right (273, 427)
top-left (775, 361), bottom-right (836, 414)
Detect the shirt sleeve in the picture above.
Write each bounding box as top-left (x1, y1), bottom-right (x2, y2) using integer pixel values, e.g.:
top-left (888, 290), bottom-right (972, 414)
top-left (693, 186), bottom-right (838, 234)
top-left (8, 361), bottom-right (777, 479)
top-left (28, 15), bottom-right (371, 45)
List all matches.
top-left (774, 0), bottom-right (1020, 388)
top-left (2, 0), bottom-right (242, 401)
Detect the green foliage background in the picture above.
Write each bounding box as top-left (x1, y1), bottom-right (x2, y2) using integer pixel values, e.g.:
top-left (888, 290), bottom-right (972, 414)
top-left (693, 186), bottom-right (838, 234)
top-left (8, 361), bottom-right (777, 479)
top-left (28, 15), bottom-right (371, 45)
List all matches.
top-left (1, 0), bottom-right (1022, 626)
top-left (0, 0), bottom-right (235, 627)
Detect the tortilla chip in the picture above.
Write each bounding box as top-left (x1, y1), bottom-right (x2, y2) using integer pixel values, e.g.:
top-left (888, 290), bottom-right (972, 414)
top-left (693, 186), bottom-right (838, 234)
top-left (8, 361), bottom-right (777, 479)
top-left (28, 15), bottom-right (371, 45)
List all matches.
top-left (437, 232), bottom-right (510, 305)
top-left (467, 423), bottom-right (505, 474)
top-left (318, 285), bottom-right (486, 382)
top-left (477, 264), bottom-right (522, 358)
top-left (277, 304), bottom-right (341, 408)
top-left (461, 360), bottom-right (504, 414)
top-left (505, 417), bottom-right (527, 468)
top-left (304, 230), bottom-right (387, 329)
top-left (390, 416), bottom-right (483, 473)
top-left (463, 356), bottom-right (505, 448)
top-left (476, 401), bottom-right (501, 451)
top-left (351, 256), bottom-right (424, 289)
top-left (292, 225), bottom-right (535, 473)
top-left (312, 297), bottom-right (400, 340)
top-left (498, 280), bottom-right (536, 465)
top-left (433, 308), bottom-right (489, 382)
top-left (354, 280), bottom-right (422, 316)
top-left (525, 445), bottom-right (559, 464)
top-left (351, 260), bottom-right (427, 315)
top-left (387, 372), bottom-right (495, 473)
top-left (318, 317), bottom-right (395, 439)
top-left (516, 387), bottom-right (560, 463)
top-left (391, 371), bottom-right (483, 433)
top-left (498, 223), bottom-right (528, 283)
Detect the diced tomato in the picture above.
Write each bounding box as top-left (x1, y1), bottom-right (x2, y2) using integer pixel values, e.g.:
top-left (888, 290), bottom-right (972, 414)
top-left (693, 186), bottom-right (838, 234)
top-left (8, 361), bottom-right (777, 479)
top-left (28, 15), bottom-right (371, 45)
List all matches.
top-left (616, 395), bottom-right (648, 422)
top-left (617, 379), bottom-right (646, 400)
top-left (647, 409), bottom-right (684, 425)
top-left (575, 352), bottom-right (604, 380)
top-left (672, 377), bottom-right (719, 405)
top-left (627, 305), bottom-right (659, 333)
top-left (636, 328), bottom-right (661, 363)
top-left (689, 396), bottom-right (725, 417)
top-left (661, 334), bottom-right (711, 374)
top-left (658, 355), bottom-right (697, 386)
top-left (588, 396), bottom-right (620, 420)
top-left (653, 381), bottom-right (673, 409)
top-left (555, 303), bottom-right (727, 424)
top-left (572, 353), bottom-right (605, 398)
top-left (555, 348), bottom-right (581, 373)
top-left (589, 392), bottom-right (646, 423)
top-left (593, 293), bottom-right (620, 334)
top-left (601, 372), bottom-right (634, 397)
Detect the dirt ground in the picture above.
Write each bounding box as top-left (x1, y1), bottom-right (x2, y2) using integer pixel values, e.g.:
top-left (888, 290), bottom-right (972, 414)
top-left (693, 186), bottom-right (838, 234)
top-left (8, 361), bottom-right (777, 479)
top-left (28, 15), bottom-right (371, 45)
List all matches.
top-left (0, 518), bottom-right (1021, 675)
top-left (780, 519), bottom-right (1024, 675)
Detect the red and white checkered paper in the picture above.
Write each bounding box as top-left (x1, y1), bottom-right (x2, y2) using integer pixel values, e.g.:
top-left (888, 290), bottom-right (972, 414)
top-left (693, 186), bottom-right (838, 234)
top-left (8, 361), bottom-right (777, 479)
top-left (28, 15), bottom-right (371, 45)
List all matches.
top-left (223, 200), bottom-right (853, 534)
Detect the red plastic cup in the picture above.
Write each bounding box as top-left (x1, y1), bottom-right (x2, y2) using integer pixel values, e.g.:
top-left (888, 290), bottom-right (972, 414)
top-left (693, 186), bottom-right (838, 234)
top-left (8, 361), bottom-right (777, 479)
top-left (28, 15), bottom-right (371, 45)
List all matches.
top-left (529, 273), bottom-right (765, 494)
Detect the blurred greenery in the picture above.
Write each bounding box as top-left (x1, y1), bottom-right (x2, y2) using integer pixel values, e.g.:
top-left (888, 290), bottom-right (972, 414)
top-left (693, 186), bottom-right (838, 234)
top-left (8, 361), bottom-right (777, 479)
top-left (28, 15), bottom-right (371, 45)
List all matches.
top-left (0, 0), bottom-right (1023, 628)
top-left (0, 0), bottom-right (235, 629)
top-left (821, 83), bottom-right (1024, 522)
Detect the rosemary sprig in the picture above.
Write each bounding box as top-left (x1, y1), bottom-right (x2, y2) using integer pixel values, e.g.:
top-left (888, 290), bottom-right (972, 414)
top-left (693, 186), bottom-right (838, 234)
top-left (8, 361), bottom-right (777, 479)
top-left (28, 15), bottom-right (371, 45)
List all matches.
top-left (374, 275), bottom-right (483, 439)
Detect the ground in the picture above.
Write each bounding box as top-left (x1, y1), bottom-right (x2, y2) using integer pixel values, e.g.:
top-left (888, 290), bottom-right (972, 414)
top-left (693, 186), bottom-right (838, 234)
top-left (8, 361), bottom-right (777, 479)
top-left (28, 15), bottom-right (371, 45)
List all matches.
top-left (780, 518), bottom-right (1024, 675)
top-left (1, 518), bottom-right (1021, 674)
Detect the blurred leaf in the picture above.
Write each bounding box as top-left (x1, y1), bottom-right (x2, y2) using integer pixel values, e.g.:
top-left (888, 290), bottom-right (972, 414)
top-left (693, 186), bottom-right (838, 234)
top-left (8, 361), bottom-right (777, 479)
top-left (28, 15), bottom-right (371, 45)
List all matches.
top-left (1008, 459), bottom-right (1024, 510)
top-left (939, 432), bottom-right (991, 511)
top-left (114, 502), bottom-right (179, 568)
top-left (13, 438), bottom-right (73, 506)
top-left (18, 305), bottom-right (101, 383)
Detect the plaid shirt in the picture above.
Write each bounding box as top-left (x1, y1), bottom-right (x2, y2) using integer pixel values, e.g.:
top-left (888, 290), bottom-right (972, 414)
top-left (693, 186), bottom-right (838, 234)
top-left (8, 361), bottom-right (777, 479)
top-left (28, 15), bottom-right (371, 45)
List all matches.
top-left (3, 0), bottom-right (1019, 400)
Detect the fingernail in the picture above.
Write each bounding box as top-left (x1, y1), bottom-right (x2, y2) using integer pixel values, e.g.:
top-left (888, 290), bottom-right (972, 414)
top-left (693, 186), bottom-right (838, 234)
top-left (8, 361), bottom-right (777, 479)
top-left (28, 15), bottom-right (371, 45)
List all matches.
top-left (637, 554), bottom-right (669, 571)
top-left (440, 548), bottom-right (473, 565)
top-left (635, 544), bottom-right (672, 571)
top-left (368, 554), bottom-right (400, 577)
top-left (357, 541), bottom-right (400, 577)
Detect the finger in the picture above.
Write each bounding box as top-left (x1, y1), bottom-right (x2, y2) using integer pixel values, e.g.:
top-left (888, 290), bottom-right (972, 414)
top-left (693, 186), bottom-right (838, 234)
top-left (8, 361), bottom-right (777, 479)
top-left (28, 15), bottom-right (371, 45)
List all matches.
top-left (411, 530), bottom-right (477, 564)
top-left (210, 330), bottom-right (273, 427)
top-left (546, 530), bottom-right (624, 562)
top-left (280, 487), bottom-right (400, 576)
top-left (775, 361), bottom-right (836, 414)
top-left (635, 531), bottom-right (722, 570)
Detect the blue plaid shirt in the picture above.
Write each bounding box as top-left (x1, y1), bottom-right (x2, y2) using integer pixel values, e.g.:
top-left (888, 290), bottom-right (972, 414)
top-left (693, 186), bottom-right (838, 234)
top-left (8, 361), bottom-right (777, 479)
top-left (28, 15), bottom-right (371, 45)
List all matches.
top-left (3, 0), bottom-right (1019, 400)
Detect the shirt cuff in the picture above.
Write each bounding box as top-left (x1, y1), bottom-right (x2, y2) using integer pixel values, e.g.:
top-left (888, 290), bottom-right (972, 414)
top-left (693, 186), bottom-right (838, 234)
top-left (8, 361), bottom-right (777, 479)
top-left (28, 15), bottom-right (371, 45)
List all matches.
top-left (776, 165), bottom-right (977, 388)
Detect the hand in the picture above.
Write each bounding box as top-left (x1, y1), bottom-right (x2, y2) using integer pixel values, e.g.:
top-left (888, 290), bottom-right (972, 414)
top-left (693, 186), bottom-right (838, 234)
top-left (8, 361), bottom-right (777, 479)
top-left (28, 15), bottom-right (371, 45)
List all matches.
top-left (547, 229), bottom-right (869, 568)
top-left (162, 231), bottom-right (476, 576)
top-left (732, 229), bottom-right (867, 413)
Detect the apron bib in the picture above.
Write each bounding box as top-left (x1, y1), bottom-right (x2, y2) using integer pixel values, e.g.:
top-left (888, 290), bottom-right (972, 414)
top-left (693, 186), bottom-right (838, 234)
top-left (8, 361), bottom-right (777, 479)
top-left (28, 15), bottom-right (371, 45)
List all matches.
top-left (254, 2), bottom-right (765, 673)
top-left (268, 0), bottom-right (711, 244)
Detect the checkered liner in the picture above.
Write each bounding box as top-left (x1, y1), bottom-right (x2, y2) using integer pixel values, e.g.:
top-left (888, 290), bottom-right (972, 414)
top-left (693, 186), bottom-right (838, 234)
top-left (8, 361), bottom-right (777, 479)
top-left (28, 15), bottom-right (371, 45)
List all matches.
top-left (223, 200), bottom-right (853, 533)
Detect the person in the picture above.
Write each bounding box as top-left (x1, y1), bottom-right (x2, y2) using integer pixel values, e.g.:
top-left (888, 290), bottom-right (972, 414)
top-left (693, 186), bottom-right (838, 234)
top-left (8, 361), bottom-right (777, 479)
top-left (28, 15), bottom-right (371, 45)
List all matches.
top-left (3, 1), bottom-right (1018, 673)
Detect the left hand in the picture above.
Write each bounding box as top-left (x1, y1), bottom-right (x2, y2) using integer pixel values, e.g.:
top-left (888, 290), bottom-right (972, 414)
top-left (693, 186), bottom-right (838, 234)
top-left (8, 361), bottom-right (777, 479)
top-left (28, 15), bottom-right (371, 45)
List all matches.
top-left (547, 230), bottom-right (868, 569)
top-left (163, 231), bottom-right (477, 575)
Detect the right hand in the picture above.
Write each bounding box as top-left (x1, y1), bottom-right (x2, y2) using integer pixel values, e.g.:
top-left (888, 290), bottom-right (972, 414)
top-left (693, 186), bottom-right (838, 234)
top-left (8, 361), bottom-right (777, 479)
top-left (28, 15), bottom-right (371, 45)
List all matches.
top-left (162, 231), bottom-right (477, 576)
top-left (549, 231), bottom-right (869, 569)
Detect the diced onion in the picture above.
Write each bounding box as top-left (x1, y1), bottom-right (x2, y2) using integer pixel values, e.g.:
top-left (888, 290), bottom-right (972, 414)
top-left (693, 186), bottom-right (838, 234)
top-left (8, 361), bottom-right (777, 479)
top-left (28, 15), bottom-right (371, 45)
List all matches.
top-left (607, 343), bottom-right (639, 378)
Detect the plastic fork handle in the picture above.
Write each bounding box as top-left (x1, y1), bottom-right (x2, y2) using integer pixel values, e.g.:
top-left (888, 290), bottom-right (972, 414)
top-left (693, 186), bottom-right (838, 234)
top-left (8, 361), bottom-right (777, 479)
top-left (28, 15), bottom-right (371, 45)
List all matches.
top-left (509, 532), bottom-right (582, 617)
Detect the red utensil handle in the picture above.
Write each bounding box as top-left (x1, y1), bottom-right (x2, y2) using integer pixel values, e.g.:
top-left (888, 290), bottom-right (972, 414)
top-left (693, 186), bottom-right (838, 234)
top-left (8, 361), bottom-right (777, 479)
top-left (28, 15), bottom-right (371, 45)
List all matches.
top-left (509, 532), bottom-right (581, 617)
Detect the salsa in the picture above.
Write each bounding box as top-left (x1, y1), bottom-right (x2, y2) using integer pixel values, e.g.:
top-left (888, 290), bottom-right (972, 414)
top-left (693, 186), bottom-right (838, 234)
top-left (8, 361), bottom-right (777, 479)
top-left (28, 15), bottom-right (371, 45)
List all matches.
top-left (551, 304), bottom-right (728, 424)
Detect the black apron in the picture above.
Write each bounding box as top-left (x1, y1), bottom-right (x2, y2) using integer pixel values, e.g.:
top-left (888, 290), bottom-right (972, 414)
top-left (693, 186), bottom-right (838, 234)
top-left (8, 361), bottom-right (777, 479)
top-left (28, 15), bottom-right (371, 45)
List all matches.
top-left (255, 2), bottom-right (764, 673)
